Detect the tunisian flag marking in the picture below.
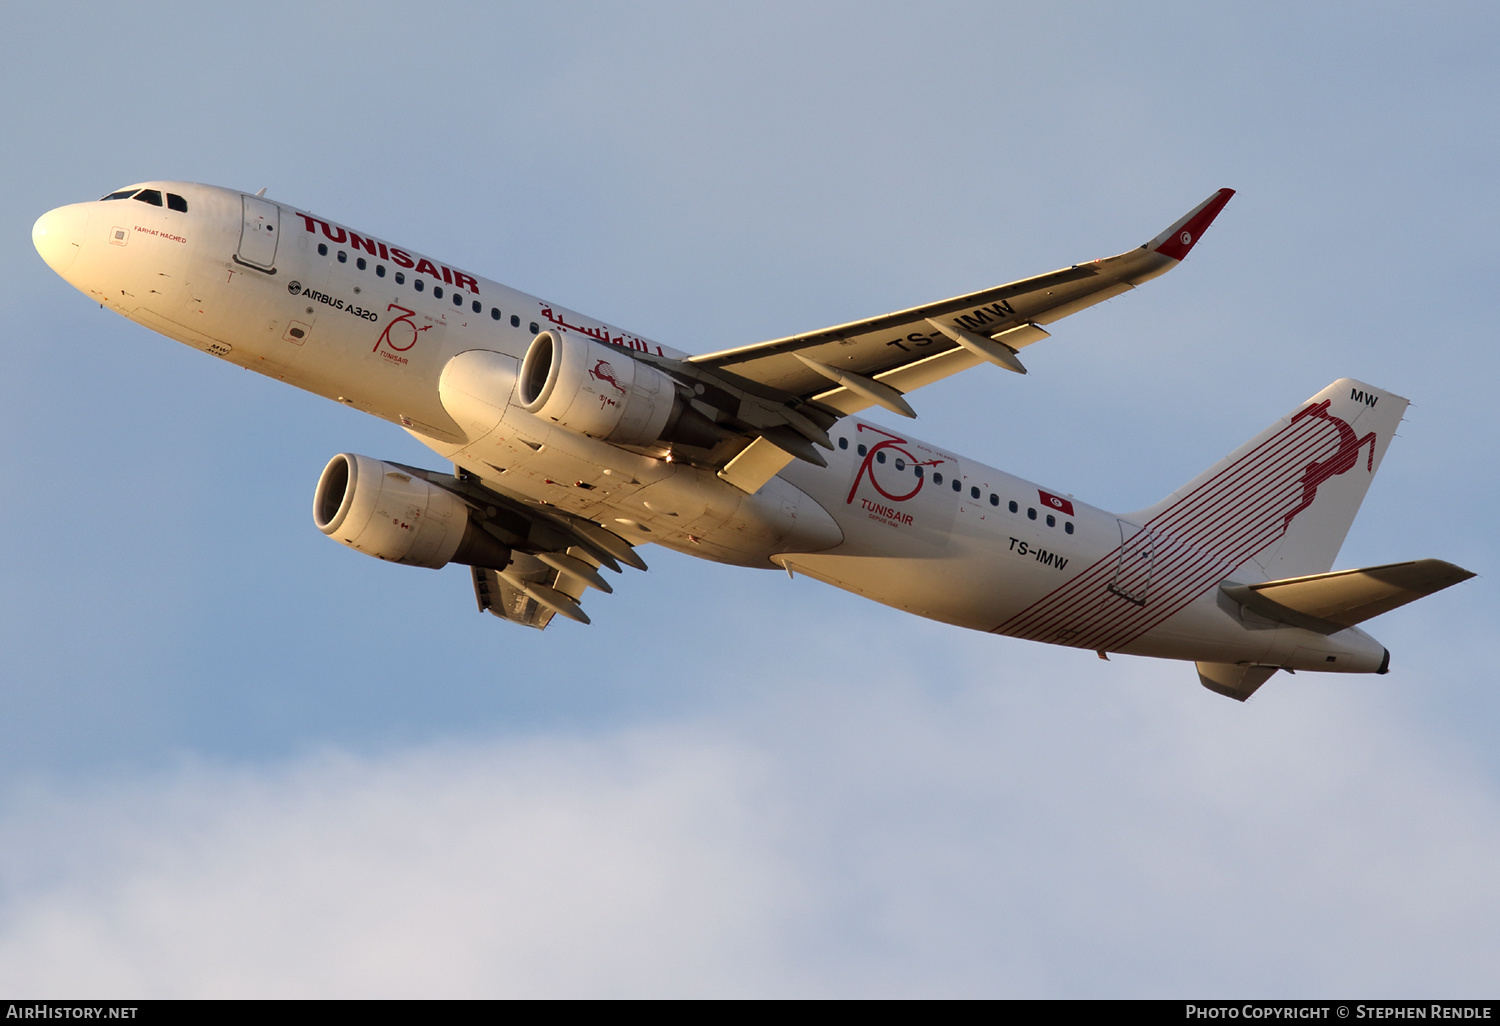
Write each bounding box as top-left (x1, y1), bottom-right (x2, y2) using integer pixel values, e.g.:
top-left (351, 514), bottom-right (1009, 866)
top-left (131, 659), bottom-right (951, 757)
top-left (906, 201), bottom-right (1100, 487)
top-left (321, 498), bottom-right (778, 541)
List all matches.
top-left (1038, 490), bottom-right (1074, 516)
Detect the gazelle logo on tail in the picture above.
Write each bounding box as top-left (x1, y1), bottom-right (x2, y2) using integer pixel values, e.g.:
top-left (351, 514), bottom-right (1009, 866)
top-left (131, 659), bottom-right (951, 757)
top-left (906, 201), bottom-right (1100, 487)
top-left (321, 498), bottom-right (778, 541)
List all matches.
top-left (1284, 400), bottom-right (1377, 528)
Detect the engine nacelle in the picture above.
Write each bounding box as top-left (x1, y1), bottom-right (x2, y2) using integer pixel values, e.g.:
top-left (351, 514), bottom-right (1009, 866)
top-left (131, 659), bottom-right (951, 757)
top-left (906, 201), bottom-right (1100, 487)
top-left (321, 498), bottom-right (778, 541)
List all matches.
top-left (313, 453), bottom-right (510, 570)
top-left (518, 330), bottom-right (676, 445)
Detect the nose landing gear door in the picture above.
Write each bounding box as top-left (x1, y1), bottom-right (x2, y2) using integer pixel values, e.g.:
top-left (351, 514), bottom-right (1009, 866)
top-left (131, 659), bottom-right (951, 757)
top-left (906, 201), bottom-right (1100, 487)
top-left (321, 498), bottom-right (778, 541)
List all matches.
top-left (236, 195), bottom-right (280, 272)
top-left (1108, 519), bottom-right (1154, 606)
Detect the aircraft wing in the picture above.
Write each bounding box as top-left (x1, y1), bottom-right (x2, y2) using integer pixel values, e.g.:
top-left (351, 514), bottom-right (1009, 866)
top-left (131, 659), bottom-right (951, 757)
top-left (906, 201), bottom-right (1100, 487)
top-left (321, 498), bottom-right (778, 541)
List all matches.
top-left (678, 189), bottom-right (1234, 491)
top-left (389, 462), bottom-right (648, 630)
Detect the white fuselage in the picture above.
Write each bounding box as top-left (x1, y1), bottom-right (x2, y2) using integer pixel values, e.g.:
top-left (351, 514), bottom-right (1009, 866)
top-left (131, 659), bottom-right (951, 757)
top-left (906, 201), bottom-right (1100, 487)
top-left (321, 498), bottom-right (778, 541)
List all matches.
top-left (33, 181), bottom-right (1387, 673)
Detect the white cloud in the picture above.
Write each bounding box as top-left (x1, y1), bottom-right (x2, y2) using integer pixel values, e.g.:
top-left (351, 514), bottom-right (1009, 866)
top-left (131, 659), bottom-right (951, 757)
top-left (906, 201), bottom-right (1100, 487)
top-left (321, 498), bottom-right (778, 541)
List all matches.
top-left (1, 643), bottom-right (1497, 998)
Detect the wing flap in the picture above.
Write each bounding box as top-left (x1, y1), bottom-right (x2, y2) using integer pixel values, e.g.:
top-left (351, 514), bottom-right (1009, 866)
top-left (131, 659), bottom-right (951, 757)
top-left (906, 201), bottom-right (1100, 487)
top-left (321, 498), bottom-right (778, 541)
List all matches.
top-left (718, 435), bottom-right (798, 492)
top-left (473, 565), bottom-right (557, 630)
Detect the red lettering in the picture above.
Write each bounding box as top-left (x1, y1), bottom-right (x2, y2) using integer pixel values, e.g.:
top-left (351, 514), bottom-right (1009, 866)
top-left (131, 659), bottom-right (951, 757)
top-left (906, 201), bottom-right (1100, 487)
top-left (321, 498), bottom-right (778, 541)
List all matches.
top-left (414, 258), bottom-right (441, 278)
top-left (390, 248), bottom-right (415, 269)
top-left (298, 213), bottom-right (323, 234)
top-left (452, 271), bottom-right (480, 294)
top-left (348, 232), bottom-right (378, 256)
top-left (321, 222), bottom-right (347, 244)
top-left (377, 242), bottom-right (389, 260)
top-left (440, 266), bottom-right (453, 285)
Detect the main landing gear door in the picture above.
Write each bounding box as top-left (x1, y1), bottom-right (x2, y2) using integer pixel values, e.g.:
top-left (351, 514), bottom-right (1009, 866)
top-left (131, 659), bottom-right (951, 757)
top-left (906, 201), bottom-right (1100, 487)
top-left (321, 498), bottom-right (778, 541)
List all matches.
top-left (1108, 519), bottom-right (1154, 606)
top-left (236, 195), bottom-right (280, 272)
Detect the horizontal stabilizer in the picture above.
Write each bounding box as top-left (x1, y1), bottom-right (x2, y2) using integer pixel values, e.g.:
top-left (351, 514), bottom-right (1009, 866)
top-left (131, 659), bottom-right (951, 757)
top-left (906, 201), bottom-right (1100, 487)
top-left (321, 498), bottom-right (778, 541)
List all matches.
top-left (1197, 662), bottom-right (1278, 702)
top-left (1222, 559), bottom-right (1475, 636)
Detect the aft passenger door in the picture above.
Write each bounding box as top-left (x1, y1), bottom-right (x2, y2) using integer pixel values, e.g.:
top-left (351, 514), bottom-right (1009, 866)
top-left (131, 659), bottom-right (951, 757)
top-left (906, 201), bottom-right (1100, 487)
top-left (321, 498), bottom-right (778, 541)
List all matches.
top-left (1108, 519), bottom-right (1154, 606)
top-left (236, 195), bottom-right (280, 271)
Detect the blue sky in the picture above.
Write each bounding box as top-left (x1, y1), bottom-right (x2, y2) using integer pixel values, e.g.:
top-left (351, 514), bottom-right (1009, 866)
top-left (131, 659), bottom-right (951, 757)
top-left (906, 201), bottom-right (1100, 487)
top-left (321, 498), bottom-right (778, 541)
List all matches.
top-left (1, 1), bottom-right (1496, 996)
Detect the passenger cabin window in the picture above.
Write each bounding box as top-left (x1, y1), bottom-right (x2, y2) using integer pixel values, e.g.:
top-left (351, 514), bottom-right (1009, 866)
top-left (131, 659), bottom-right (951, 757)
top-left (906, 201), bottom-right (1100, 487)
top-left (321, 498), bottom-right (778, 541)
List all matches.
top-left (933, 472), bottom-right (943, 484)
top-left (166, 193), bottom-right (188, 212)
top-left (952, 479), bottom-right (961, 492)
top-left (472, 300), bottom-right (481, 313)
top-left (395, 272), bottom-right (405, 284)
top-left (1065, 522), bottom-right (1075, 534)
top-left (510, 315), bottom-right (520, 327)
top-left (1008, 500), bottom-right (1018, 513)
top-left (337, 250), bottom-right (347, 263)
top-left (1046, 514), bottom-right (1056, 527)
top-left (101, 189), bottom-right (138, 201)
top-left (529, 322), bottom-right (539, 334)
top-left (490, 308), bottom-right (501, 320)
top-left (989, 494), bottom-right (999, 506)
top-left (376, 265), bottom-right (386, 277)
top-left (356, 257), bottom-right (367, 270)
top-left (454, 293), bottom-right (464, 307)
top-left (1027, 507), bottom-right (1037, 520)
top-left (433, 286), bottom-right (443, 299)
top-left (414, 279), bottom-right (424, 292)
top-left (133, 190), bottom-right (163, 206)
top-left (318, 243), bottom-right (328, 256)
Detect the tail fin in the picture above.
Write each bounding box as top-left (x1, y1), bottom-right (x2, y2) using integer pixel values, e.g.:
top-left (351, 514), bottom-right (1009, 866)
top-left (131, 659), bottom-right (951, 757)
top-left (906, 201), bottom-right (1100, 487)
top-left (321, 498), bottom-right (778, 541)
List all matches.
top-left (1129, 378), bottom-right (1408, 581)
top-left (993, 379), bottom-right (1412, 659)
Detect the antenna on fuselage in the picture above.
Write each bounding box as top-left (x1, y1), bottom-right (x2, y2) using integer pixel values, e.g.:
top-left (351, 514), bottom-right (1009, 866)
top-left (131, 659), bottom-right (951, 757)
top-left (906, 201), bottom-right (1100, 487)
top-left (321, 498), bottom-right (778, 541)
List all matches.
top-left (254, 187), bottom-right (267, 197)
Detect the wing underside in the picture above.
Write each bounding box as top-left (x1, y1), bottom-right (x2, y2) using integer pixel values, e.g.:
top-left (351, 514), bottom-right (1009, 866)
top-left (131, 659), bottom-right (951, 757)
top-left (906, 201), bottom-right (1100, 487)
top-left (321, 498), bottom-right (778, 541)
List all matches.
top-left (387, 463), bottom-right (647, 631)
top-left (472, 555), bottom-right (592, 630)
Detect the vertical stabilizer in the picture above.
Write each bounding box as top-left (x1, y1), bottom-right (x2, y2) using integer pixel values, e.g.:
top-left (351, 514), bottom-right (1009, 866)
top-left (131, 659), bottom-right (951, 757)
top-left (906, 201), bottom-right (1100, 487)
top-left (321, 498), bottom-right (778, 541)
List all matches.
top-left (1131, 378), bottom-right (1408, 581)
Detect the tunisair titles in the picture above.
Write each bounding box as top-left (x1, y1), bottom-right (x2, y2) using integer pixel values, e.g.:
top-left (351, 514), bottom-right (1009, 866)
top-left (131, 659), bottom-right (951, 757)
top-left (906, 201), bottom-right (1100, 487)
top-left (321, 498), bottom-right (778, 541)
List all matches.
top-left (296, 213), bottom-right (482, 295)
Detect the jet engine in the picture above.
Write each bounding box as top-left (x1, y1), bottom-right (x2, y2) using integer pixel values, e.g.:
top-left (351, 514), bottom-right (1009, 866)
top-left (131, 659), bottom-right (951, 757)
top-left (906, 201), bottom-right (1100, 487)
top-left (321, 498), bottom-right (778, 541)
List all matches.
top-left (313, 453), bottom-right (512, 570)
top-left (518, 330), bottom-right (683, 446)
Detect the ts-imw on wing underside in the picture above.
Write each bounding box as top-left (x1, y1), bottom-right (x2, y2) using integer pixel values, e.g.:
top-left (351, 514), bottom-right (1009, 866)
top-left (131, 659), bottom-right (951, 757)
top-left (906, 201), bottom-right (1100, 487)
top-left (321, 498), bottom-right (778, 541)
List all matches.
top-left (32, 183), bottom-right (1472, 700)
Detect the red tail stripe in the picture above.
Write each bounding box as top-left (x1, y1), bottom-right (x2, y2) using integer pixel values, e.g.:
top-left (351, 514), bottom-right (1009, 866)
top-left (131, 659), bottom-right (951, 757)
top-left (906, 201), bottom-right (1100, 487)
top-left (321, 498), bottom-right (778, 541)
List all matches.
top-left (994, 408), bottom-right (1366, 648)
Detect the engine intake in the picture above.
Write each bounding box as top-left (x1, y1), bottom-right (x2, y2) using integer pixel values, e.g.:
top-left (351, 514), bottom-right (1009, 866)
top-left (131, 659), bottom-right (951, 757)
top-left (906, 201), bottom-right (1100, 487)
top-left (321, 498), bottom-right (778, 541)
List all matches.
top-left (518, 330), bottom-right (680, 446)
top-left (314, 453), bottom-right (511, 570)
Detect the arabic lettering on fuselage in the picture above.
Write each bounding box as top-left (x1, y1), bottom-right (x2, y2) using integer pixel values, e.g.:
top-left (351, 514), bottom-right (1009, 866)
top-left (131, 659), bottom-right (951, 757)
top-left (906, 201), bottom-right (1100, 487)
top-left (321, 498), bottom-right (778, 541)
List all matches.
top-left (295, 213), bottom-right (482, 296)
top-left (540, 305), bottom-right (663, 356)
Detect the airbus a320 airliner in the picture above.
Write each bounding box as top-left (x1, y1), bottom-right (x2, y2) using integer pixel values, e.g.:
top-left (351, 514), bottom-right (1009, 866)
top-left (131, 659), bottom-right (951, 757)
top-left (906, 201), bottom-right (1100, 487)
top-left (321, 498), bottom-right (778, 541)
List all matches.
top-left (32, 183), bottom-right (1473, 700)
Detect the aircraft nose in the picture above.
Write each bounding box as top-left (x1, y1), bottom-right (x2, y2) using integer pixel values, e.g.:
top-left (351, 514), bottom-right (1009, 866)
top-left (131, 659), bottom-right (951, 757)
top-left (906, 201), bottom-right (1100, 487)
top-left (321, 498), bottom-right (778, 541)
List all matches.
top-left (32, 204), bottom-right (89, 275)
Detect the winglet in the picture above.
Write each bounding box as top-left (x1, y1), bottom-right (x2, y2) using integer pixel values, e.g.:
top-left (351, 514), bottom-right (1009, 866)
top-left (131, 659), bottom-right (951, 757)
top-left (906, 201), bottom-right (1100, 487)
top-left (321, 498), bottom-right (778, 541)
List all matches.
top-left (1147, 188), bottom-right (1235, 261)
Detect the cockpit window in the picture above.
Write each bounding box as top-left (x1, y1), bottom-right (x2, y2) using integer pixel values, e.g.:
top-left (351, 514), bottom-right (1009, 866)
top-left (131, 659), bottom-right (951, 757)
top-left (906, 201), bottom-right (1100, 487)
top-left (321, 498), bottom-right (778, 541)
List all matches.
top-left (101, 189), bottom-right (139, 201)
top-left (167, 193), bottom-right (188, 212)
top-left (133, 189), bottom-right (163, 207)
